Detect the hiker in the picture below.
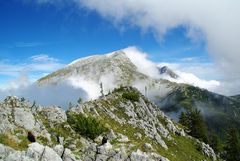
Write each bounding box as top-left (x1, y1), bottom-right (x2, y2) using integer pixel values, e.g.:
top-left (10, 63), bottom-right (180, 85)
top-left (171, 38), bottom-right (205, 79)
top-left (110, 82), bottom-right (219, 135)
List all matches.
top-left (27, 132), bottom-right (36, 143)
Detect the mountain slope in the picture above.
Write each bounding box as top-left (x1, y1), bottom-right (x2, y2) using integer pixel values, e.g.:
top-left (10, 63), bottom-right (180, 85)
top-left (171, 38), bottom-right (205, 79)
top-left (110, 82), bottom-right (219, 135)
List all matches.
top-left (155, 84), bottom-right (240, 139)
top-left (0, 87), bottom-right (216, 161)
top-left (37, 49), bottom-right (240, 146)
top-left (38, 51), bottom-right (148, 86)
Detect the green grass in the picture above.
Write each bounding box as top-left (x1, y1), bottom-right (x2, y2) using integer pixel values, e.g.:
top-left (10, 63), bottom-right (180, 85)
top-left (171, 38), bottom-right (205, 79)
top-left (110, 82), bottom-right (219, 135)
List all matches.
top-left (0, 132), bottom-right (29, 150)
top-left (158, 136), bottom-right (212, 161)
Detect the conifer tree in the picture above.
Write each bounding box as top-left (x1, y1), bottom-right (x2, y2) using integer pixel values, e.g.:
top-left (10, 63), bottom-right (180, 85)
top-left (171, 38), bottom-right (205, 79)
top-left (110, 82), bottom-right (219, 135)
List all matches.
top-left (224, 128), bottom-right (240, 161)
top-left (179, 109), bottom-right (208, 143)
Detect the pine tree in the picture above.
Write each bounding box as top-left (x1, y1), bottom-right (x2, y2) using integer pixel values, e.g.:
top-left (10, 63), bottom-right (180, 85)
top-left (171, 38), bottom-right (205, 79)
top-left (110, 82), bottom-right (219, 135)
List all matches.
top-left (208, 132), bottom-right (221, 153)
top-left (179, 109), bottom-right (208, 143)
top-left (189, 109), bottom-right (208, 143)
top-left (179, 112), bottom-right (190, 128)
top-left (224, 128), bottom-right (240, 161)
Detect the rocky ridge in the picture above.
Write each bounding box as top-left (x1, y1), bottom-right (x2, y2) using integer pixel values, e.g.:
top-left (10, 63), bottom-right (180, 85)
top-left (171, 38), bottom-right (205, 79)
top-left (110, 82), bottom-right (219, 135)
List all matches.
top-left (0, 87), bottom-right (216, 161)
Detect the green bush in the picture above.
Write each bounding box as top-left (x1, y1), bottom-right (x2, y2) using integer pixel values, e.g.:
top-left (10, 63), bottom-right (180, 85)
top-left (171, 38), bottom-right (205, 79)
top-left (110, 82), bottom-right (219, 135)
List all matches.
top-left (67, 112), bottom-right (108, 140)
top-left (122, 91), bottom-right (140, 102)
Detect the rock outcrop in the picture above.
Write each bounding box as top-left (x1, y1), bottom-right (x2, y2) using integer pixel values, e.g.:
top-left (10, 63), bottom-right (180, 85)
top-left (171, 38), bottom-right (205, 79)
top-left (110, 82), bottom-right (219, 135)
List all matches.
top-left (0, 87), bottom-right (217, 161)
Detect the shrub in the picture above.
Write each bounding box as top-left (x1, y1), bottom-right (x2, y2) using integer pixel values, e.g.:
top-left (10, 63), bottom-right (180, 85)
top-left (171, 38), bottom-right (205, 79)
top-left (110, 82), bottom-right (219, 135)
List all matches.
top-left (67, 112), bottom-right (108, 140)
top-left (122, 91), bottom-right (140, 102)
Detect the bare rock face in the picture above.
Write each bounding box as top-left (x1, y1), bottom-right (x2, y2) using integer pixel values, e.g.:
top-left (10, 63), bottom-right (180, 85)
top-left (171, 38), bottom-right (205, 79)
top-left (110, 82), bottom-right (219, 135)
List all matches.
top-left (196, 140), bottom-right (217, 161)
top-left (0, 143), bottom-right (62, 161)
top-left (117, 134), bottom-right (129, 143)
top-left (0, 144), bottom-right (15, 159)
top-left (143, 143), bottom-right (153, 151)
top-left (14, 108), bottom-right (36, 131)
top-left (0, 106), bottom-right (15, 133)
top-left (127, 149), bottom-right (170, 161)
top-left (37, 106), bottom-right (67, 126)
top-left (26, 143), bottom-right (62, 161)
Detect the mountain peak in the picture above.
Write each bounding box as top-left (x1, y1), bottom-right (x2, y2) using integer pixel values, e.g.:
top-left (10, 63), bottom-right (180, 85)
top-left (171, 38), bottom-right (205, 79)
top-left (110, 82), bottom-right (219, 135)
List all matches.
top-left (158, 66), bottom-right (179, 79)
top-left (37, 49), bottom-right (146, 86)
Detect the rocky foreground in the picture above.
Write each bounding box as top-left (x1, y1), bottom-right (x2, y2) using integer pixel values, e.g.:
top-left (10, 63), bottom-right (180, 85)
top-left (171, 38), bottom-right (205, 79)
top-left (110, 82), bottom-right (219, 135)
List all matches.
top-left (0, 87), bottom-right (216, 161)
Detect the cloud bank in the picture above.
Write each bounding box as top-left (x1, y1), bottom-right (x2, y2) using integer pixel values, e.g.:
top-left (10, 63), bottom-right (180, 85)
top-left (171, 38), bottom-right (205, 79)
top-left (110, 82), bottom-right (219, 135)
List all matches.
top-left (123, 47), bottom-right (220, 92)
top-left (123, 47), bottom-right (160, 79)
top-left (77, 0), bottom-right (240, 77)
top-left (0, 79), bottom-right (88, 109)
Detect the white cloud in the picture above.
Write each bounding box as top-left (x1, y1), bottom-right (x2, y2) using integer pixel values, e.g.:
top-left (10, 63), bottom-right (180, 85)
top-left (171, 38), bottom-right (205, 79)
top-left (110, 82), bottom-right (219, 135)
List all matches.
top-left (0, 80), bottom-right (88, 108)
top-left (0, 54), bottom-right (65, 78)
top-left (30, 54), bottom-right (58, 62)
top-left (68, 76), bottom-right (100, 100)
top-left (123, 47), bottom-right (160, 79)
top-left (0, 54), bottom-right (67, 104)
top-left (123, 47), bottom-right (221, 93)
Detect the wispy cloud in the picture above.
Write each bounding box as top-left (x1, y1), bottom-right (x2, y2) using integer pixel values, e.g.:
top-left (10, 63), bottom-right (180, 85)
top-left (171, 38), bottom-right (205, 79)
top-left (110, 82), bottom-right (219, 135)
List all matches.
top-left (14, 42), bottom-right (44, 48)
top-left (30, 54), bottom-right (59, 63)
top-left (0, 54), bottom-right (65, 79)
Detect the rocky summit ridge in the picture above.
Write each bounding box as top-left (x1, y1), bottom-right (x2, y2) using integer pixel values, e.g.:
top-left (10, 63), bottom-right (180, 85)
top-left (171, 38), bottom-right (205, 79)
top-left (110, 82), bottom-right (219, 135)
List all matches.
top-left (0, 87), bottom-right (216, 161)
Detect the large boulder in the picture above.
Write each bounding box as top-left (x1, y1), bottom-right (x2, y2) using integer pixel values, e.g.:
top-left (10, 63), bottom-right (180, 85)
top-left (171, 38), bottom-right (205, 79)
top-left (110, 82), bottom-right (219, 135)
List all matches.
top-left (14, 108), bottom-right (36, 131)
top-left (26, 143), bottom-right (62, 161)
top-left (38, 106), bottom-right (67, 126)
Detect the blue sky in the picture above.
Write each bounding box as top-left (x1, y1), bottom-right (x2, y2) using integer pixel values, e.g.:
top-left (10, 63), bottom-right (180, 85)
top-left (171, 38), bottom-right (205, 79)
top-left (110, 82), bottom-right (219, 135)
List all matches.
top-left (0, 0), bottom-right (209, 61)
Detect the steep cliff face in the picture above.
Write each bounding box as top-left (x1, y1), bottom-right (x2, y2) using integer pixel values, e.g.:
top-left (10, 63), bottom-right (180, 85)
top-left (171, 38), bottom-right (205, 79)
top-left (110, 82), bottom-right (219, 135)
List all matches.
top-left (0, 87), bottom-right (216, 161)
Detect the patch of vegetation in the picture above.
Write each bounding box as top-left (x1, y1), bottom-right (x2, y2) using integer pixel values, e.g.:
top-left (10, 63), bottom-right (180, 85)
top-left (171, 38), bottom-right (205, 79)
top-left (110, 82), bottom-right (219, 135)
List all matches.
top-left (223, 128), bottom-right (240, 161)
top-left (67, 112), bottom-right (108, 140)
top-left (113, 86), bottom-right (125, 93)
top-left (161, 135), bottom-right (212, 161)
top-left (122, 91), bottom-right (140, 102)
top-left (179, 108), bottom-right (208, 143)
top-left (0, 133), bottom-right (29, 150)
top-left (37, 135), bottom-right (49, 145)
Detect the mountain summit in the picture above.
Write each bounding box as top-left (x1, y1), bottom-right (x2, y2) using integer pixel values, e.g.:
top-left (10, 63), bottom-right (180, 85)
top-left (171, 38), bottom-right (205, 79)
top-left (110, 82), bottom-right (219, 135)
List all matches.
top-left (38, 50), bottom-right (148, 87)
